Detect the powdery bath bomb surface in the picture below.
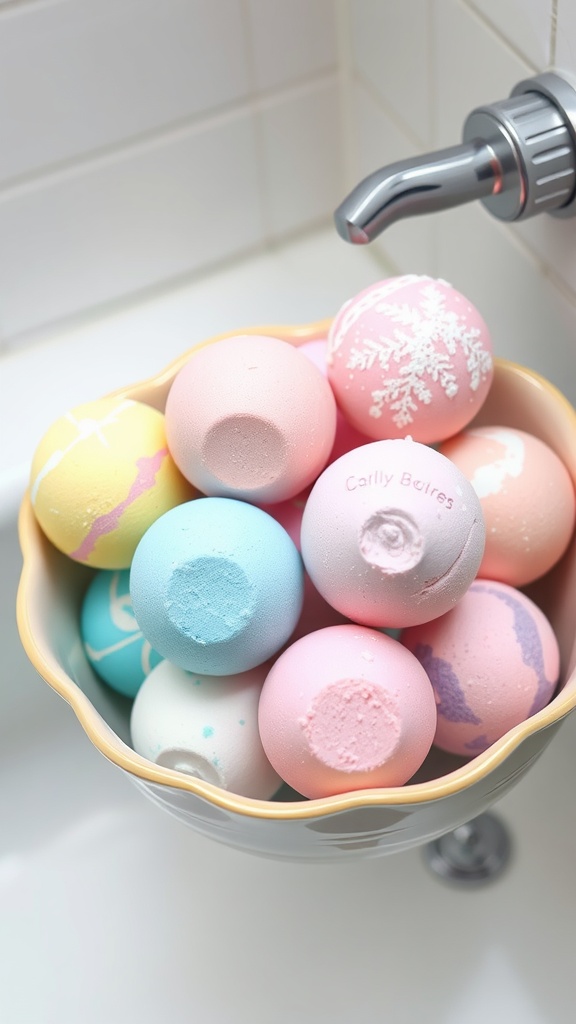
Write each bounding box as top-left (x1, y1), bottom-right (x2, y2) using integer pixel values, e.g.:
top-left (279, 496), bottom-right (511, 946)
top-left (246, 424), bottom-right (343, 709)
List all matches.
top-left (439, 426), bottom-right (576, 587)
top-left (401, 580), bottom-right (560, 757)
top-left (131, 659), bottom-right (282, 800)
top-left (129, 496), bottom-right (304, 676)
top-left (258, 493), bottom-right (350, 644)
top-left (80, 568), bottom-right (163, 698)
top-left (300, 438), bottom-right (485, 629)
top-left (326, 275), bottom-right (493, 444)
top-left (164, 334), bottom-right (337, 504)
top-left (258, 624), bottom-right (437, 799)
top-left (298, 338), bottom-right (373, 464)
top-left (30, 397), bottom-right (194, 568)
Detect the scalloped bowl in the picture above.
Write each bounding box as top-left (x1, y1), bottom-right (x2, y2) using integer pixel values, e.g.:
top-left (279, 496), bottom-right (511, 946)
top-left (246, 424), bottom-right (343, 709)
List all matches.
top-left (16, 321), bottom-right (576, 862)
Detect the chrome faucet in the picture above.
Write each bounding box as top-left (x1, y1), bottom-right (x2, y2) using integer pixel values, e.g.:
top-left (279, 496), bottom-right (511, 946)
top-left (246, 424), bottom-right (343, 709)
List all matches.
top-left (335, 72), bottom-right (576, 244)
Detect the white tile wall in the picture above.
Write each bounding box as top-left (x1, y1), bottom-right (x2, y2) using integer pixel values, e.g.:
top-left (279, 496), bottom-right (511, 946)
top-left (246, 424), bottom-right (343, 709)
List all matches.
top-left (464, 0), bottom-right (552, 68)
top-left (246, 0), bottom-right (338, 92)
top-left (348, 0), bottom-right (434, 148)
top-left (256, 79), bottom-right (342, 239)
top-left (0, 0), bottom-right (251, 184)
top-left (3, 0), bottom-right (576, 404)
top-left (0, 0), bottom-right (341, 347)
top-left (0, 110), bottom-right (265, 338)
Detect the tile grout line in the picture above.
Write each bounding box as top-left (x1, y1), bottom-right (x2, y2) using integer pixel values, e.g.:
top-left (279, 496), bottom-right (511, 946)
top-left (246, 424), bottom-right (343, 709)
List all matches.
top-left (0, 70), bottom-right (339, 203)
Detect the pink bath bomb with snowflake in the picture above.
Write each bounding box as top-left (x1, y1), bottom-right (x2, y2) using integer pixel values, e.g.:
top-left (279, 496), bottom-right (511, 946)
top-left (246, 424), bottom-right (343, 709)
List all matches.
top-left (326, 275), bottom-right (494, 444)
top-left (165, 334), bottom-right (337, 504)
top-left (300, 437), bottom-right (485, 628)
top-left (258, 624), bottom-right (437, 798)
top-left (401, 580), bottom-right (560, 757)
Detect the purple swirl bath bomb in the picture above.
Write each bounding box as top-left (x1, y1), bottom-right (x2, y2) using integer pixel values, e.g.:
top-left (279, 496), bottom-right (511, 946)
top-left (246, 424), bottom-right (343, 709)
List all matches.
top-left (401, 580), bottom-right (560, 756)
top-left (129, 497), bottom-right (304, 675)
top-left (300, 437), bottom-right (485, 628)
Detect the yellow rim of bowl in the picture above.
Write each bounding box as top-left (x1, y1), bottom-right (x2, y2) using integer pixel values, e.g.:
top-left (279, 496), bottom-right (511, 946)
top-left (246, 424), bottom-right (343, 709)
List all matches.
top-left (16, 323), bottom-right (576, 821)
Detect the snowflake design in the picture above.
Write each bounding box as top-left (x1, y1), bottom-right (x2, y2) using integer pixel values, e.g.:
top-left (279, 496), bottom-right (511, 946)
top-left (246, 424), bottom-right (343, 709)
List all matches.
top-left (340, 282), bottom-right (492, 429)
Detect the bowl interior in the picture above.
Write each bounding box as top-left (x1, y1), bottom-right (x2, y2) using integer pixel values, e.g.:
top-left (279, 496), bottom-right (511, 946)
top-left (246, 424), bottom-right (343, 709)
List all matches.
top-left (16, 322), bottom-right (576, 819)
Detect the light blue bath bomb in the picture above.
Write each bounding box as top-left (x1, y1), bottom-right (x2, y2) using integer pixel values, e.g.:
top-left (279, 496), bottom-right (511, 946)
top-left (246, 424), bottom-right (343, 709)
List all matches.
top-left (80, 568), bottom-right (164, 698)
top-left (129, 497), bottom-right (305, 675)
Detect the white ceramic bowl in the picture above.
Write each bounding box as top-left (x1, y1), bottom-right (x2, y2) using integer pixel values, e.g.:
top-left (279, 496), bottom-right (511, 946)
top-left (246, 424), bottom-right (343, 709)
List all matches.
top-left (17, 321), bottom-right (576, 862)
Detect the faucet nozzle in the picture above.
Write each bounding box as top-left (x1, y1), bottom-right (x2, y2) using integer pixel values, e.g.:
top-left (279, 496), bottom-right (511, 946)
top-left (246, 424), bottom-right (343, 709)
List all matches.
top-left (335, 72), bottom-right (576, 244)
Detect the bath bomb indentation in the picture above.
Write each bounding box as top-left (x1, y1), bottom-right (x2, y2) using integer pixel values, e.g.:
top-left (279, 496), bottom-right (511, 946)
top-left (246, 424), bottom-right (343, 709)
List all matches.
top-left (165, 334), bottom-right (337, 503)
top-left (129, 497), bottom-right (304, 675)
top-left (258, 624), bottom-right (437, 798)
top-left (300, 438), bottom-right (485, 628)
top-left (131, 659), bottom-right (282, 799)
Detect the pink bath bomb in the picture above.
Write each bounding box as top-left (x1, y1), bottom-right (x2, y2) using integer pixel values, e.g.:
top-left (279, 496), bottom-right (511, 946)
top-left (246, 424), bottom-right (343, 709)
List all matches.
top-left (300, 438), bottom-right (485, 628)
top-left (326, 275), bottom-right (493, 444)
top-left (258, 624), bottom-right (437, 798)
top-left (259, 493), bottom-right (350, 643)
top-left (439, 426), bottom-right (575, 587)
top-left (401, 580), bottom-right (560, 757)
top-left (165, 334), bottom-right (337, 504)
top-left (299, 339), bottom-right (373, 463)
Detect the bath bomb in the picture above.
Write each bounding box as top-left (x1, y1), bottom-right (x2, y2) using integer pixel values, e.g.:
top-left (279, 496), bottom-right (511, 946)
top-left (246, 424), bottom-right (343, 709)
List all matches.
top-left (129, 496), bottom-right (304, 675)
top-left (258, 624), bottom-right (437, 798)
top-left (131, 659), bottom-right (282, 799)
top-left (30, 397), bottom-right (194, 568)
top-left (259, 493), bottom-right (350, 643)
top-left (326, 275), bottom-right (493, 443)
top-left (401, 580), bottom-right (560, 756)
top-left (300, 438), bottom-right (485, 628)
top-left (80, 569), bottom-right (163, 698)
top-left (165, 334), bottom-right (337, 504)
top-left (439, 426), bottom-right (576, 586)
top-left (299, 338), bottom-right (373, 463)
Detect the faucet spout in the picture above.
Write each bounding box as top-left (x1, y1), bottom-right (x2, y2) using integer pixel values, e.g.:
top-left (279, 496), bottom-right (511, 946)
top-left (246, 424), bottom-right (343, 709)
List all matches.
top-left (334, 73), bottom-right (576, 245)
top-left (334, 141), bottom-right (502, 244)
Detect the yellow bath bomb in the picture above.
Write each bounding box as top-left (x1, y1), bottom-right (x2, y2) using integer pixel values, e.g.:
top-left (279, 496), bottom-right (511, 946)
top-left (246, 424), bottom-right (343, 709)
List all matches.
top-left (30, 397), bottom-right (195, 568)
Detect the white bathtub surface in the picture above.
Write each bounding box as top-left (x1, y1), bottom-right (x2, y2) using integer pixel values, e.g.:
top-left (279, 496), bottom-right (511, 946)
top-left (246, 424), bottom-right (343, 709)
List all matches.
top-left (3, 230), bottom-right (576, 1024)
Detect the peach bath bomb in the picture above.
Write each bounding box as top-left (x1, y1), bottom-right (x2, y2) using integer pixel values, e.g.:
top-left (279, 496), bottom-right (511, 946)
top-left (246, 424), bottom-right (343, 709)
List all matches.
top-left (326, 275), bottom-right (493, 444)
top-left (131, 660), bottom-right (282, 800)
top-left (30, 397), bottom-right (194, 568)
top-left (165, 334), bottom-right (337, 504)
top-left (300, 438), bottom-right (485, 629)
top-left (439, 426), bottom-right (576, 587)
top-left (258, 624), bottom-right (437, 798)
top-left (401, 580), bottom-right (560, 757)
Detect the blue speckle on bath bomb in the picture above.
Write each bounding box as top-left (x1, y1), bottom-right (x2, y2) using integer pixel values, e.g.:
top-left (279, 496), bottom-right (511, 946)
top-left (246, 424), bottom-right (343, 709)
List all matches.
top-left (202, 725), bottom-right (215, 738)
top-left (130, 497), bottom-right (304, 675)
top-left (80, 568), bottom-right (163, 698)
